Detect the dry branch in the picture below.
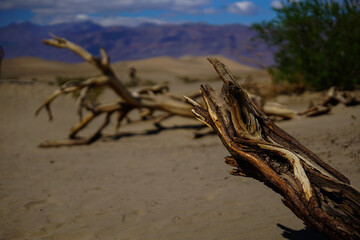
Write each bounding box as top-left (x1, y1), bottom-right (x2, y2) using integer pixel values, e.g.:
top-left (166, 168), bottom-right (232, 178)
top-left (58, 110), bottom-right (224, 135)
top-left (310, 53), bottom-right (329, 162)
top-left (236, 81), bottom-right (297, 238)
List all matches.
top-left (36, 35), bottom-right (341, 147)
top-left (321, 87), bottom-right (360, 107)
top-left (36, 35), bottom-right (194, 147)
top-left (188, 58), bottom-right (360, 240)
top-left (35, 75), bottom-right (109, 120)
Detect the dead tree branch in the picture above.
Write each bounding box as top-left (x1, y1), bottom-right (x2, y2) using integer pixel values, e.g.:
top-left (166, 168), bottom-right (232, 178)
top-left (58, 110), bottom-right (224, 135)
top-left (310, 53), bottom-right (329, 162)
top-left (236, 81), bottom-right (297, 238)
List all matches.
top-left (321, 87), bottom-right (360, 107)
top-left (35, 75), bottom-right (109, 121)
top-left (188, 58), bottom-right (360, 240)
top-left (36, 35), bottom-right (194, 147)
top-left (36, 35), bottom-right (340, 147)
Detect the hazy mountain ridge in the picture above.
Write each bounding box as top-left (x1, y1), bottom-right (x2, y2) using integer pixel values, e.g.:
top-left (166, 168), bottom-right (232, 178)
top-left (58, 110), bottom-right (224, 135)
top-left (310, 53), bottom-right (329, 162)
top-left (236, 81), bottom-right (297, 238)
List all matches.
top-left (0, 21), bottom-right (273, 66)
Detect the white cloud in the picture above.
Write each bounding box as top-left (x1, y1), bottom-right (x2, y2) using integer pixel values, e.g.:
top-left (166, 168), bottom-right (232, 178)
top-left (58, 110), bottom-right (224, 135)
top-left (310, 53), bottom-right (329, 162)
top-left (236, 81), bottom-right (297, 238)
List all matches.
top-left (76, 14), bottom-right (90, 21)
top-left (271, 0), bottom-right (283, 9)
top-left (0, 0), bottom-right (212, 25)
top-left (172, 0), bottom-right (211, 12)
top-left (227, 1), bottom-right (257, 15)
top-left (0, 0), bottom-right (211, 12)
top-left (271, 0), bottom-right (302, 9)
top-left (0, 0), bottom-right (54, 10)
top-left (93, 16), bottom-right (172, 27)
top-left (31, 13), bottom-right (178, 27)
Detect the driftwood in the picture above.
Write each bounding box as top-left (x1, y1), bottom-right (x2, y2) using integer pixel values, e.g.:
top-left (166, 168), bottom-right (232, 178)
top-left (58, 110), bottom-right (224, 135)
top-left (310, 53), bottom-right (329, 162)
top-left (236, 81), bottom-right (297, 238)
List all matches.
top-left (33, 35), bottom-right (288, 147)
top-left (321, 87), bottom-right (360, 107)
top-left (36, 35), bottom-right (342, 147)
top-left (36, 34), bottom-right (194, 147)
top-left (188, 58), bottom-right (360, 240)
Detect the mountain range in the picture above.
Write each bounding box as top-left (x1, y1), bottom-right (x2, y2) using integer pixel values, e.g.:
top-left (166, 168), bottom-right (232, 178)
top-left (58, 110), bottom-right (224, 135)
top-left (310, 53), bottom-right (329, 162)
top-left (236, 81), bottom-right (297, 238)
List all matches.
top-left (0, 21), bottom-right (274, 67)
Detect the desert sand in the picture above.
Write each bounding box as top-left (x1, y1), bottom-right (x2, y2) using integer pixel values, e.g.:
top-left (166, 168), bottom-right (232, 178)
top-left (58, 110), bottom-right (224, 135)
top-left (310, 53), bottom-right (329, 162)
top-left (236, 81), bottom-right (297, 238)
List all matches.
top-left (0, 57), bottom-right (359, 240)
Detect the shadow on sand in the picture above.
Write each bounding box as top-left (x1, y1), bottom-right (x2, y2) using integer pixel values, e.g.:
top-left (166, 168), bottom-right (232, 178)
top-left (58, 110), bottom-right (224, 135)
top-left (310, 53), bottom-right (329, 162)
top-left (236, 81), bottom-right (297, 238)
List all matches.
top-left (277, 224), bottom-right (327, 240)
top-left (101, 122), bottom-right (213, 142)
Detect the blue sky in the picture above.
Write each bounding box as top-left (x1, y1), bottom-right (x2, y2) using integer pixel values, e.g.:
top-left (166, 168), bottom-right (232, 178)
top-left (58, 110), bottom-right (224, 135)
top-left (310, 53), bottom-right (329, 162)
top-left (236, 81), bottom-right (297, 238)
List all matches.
top-left (0, 0), bottom-right (284, 27)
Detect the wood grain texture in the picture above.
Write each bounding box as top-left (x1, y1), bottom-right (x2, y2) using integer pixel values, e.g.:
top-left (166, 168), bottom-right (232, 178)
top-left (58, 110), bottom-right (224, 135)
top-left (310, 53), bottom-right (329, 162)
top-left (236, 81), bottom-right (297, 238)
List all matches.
top-left (188, 57), bottom-right (360, 240)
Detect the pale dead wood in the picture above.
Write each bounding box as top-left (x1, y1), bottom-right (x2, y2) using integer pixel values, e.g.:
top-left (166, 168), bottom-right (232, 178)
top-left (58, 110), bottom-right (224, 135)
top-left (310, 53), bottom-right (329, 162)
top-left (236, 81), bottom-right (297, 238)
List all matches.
top-left (36, 35), bottom-right (337, 147)
top-left (42, 35), bottom-right (195, 116)
top-left (321, 86), bottom-right (360, 107)
top-left (36, 35), bottom-right (194, 147)
top-left (188, 58), bottom-right (360, 240)
top-left (247, 89), bottom-right (332, 120)
top-left (35, 75), bottom-right (109, 120)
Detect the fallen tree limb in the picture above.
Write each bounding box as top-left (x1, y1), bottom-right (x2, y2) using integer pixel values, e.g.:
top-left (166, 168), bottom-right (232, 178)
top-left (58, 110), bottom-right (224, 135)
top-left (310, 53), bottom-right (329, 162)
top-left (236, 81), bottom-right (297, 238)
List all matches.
top-left (36, 35), bottom-right (194, 147)
top-left (35, 35), bottom-right (338, 147)
top-left (35, 75), bottom-right (109, 121)
top-left (321, 86), bottom-right (360, 107)
top-left (188, 58), bottom-right (360, 240)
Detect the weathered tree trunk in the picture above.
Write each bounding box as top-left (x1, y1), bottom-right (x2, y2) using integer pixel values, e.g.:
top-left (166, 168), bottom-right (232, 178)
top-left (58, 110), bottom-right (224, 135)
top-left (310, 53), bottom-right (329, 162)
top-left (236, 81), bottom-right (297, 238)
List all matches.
top-left (188, 58), bottom-right (360, 240)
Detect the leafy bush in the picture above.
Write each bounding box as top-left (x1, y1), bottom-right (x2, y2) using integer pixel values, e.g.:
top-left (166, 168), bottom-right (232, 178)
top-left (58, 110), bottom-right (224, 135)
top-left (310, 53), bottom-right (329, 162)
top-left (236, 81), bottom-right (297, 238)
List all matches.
top-left (252, 0), bottom-right (360, 90)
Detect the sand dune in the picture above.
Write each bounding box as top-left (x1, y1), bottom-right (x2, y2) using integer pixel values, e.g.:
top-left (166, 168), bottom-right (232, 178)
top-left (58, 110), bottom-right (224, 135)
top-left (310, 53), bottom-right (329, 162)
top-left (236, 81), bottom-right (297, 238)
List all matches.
top-left (0, 57), bottom-right (359, 240)
top-left (2, 55), bottom-right (266, 84)
top-left (2, 57), bottom-right (99, 81)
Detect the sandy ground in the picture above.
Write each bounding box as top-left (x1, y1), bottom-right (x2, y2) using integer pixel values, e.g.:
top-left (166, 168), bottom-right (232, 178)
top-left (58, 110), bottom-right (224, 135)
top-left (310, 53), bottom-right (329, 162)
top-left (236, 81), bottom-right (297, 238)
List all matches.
top-left (0, 57), bottom-right (360, 240)
top-left (2, 56), bottom-right (264, 85)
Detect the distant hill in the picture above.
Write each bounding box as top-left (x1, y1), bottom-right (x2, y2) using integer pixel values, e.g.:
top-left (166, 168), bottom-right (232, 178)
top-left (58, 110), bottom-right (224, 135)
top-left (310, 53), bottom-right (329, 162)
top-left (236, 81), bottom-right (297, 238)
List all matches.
top-left (0, 21), bottom-right (274, 67)
top-left (3, 55), bottom-right (267, 84)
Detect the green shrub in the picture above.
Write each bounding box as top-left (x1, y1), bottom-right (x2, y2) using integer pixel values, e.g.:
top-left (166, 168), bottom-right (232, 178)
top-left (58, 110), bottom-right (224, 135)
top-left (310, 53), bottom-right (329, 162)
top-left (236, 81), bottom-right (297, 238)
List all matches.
top-left (252, 0), bottom-right (360, 90)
